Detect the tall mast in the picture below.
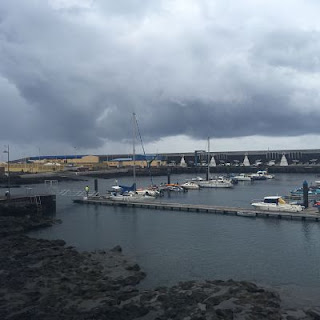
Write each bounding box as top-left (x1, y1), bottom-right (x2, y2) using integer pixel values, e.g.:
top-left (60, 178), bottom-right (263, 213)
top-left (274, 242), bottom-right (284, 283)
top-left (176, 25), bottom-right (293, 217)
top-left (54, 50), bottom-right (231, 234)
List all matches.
top-left (132, 113), bottom-right (136, 189)
top-left (207, 137), bottom-right (210, 181)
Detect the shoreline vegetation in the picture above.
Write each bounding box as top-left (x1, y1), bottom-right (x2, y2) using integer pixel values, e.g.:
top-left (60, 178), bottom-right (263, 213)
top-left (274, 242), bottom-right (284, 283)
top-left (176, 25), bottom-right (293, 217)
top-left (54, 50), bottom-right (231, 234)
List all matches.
top-left (1, 213), bottom-right (320, 319)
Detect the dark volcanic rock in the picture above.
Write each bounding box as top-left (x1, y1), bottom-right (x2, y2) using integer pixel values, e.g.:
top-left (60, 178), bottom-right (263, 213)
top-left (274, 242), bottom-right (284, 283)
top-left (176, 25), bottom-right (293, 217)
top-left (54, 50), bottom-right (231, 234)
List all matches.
top-left (0, 214), bottom-right (318, 319)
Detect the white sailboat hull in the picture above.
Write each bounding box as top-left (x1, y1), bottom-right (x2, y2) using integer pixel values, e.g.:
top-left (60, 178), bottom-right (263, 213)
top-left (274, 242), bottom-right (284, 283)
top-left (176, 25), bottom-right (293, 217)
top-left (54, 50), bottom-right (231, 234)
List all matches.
top-left (234, 175), bottom-right (252, 181)
top-left (197, 180), bottom-right (233, 188)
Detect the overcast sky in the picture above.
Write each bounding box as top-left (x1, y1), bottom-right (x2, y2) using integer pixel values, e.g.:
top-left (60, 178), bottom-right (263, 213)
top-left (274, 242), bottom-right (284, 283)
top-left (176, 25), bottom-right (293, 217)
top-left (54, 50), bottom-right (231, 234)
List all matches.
top-left (1, 0), bottom-right (320, 160)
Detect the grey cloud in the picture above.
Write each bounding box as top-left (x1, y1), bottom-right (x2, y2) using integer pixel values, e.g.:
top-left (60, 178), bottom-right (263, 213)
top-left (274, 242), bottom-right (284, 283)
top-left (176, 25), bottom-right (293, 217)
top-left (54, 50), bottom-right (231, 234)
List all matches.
top-left (1, 0), bottom-right (320, 154)
top-left (251, 30), bottom-right (320, 72)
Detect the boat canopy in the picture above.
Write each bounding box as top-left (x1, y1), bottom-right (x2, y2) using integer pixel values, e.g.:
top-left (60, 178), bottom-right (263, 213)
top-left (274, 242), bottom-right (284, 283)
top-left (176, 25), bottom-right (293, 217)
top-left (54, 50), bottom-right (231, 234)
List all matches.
top-left (263, 196), bottom-right (286, 204)
top-left (118, 183), bottom-right (136, 192)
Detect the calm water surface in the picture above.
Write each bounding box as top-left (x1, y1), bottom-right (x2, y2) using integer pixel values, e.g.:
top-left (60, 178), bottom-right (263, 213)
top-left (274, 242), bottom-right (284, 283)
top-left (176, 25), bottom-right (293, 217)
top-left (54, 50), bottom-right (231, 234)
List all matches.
top-left (28, 173), bottom-right (320, 307)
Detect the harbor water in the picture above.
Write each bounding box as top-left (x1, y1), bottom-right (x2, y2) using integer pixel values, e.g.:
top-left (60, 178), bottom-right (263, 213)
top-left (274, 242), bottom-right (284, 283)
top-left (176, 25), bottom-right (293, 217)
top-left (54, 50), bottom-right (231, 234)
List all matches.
top-left (28, 173), bottom-right (320, 307)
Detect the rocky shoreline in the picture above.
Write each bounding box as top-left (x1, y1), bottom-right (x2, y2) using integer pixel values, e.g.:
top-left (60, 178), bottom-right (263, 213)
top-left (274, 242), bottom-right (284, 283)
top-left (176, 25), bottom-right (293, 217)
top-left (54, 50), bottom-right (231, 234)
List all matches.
top-left (1, 214), bottom-right (319, 319)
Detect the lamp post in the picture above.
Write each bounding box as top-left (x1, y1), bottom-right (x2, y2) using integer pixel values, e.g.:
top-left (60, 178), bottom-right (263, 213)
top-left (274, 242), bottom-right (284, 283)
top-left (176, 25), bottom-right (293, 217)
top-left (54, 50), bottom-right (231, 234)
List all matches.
top-left (3, 145), bottom-right (10, 198)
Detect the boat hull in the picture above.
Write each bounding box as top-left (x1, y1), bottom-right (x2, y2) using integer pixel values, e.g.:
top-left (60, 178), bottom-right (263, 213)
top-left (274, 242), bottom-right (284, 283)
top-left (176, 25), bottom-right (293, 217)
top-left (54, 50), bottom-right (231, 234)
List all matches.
top-left (181, 183), bottom-right (200, 190)
top-left (234, 176), bottom-right (252, 181)
top-left (198, 181), bottom-right (233, 188)
top-left (251, 202), bottom-right (303, 212)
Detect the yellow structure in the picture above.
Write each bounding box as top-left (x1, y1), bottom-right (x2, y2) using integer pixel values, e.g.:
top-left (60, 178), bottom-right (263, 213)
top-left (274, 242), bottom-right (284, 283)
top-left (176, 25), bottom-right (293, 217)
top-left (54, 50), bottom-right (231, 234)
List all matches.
top-left (67, 155), bottom-right (99, 165)
top-left (1, 154), bottom-right (167, 174)
top-left (105, 159), bottom-right (166, 168)
top-left (0, 163), bottom-right (65, 173)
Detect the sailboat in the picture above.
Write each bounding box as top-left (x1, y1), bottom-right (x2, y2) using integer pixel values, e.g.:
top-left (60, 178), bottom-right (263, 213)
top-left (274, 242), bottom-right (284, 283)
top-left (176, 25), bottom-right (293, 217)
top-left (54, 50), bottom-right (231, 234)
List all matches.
top-left (109, 113), bottom-right (158, 201)
top-left (196, 138), bottom-right (234, 188)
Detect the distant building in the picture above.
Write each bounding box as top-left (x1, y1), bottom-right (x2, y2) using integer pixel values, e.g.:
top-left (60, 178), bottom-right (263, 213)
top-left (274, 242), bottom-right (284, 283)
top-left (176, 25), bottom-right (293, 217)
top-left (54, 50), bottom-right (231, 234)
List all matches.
top-left (106, 154), bottom-right (166, 168)
top-left (0, 165), bottom-right (4, 176)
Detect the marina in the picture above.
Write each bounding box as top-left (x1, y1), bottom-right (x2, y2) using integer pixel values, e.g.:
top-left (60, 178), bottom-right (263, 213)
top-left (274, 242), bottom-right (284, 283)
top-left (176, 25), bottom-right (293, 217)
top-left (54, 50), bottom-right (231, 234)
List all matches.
top-left (26, 173), bottom-right (320, 306)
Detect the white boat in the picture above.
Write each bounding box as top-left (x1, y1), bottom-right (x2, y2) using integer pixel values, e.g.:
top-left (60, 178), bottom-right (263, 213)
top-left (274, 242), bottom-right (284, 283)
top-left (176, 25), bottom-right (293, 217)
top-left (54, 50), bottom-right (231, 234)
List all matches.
top-left (251, 170), bottom-right (274, 180)
top-left (191, 176), bottom-right (204, 181)
top-left (136, 188), bottom-right (160, 197)
top-left (234, 173), bottom-right (252, 181)
top-left (109, 191), bottom-right (156, 202)
top-left (181, 181), bottom-right (200, 190)
top-left (160, 184), bottom-right (185, 192)
top-left (251, 196), bottom-right (304, 212)
top-left (197, 176), bottom-right (233, 188)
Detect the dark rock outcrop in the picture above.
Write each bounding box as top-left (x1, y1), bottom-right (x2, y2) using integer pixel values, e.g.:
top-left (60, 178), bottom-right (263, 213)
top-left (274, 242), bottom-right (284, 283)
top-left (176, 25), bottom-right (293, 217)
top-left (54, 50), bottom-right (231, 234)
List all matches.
top-left (0, 214), bottom-right (318, 319)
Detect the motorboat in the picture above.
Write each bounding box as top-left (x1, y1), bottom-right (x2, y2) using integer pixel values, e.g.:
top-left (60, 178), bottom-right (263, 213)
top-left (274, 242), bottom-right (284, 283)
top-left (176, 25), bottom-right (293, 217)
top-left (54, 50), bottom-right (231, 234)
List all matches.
top-left (136, 188), bottom-right (161, 197)
top-left (251, 196), bottom-right (304, 212)
top-left (197, 176), bottom-right (233, 188)
top-left (109, 191), bottom-right (156, 202)
top-left (191, 176), bottom-right (204, 181)
top-left (160, 183), bottom-right (185, 192)
top-left (250, 170), bottom-right (274, 180)
top-left (259, 171), bottom-right (274, 179)
top-left (181, 181), bottom-right (200, 190)
top-left (233, 173), bottom-right (252, 181)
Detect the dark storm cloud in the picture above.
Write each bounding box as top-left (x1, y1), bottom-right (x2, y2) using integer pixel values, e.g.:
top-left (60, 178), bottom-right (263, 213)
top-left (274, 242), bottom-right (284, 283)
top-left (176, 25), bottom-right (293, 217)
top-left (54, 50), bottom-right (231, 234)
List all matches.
top-left (1, 0), bottom-right (320, 151)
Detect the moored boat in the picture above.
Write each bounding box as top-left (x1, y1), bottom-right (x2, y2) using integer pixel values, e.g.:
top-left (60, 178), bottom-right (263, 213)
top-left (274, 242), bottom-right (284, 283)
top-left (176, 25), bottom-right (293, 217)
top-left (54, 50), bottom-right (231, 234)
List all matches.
top-left (161, 184), bottom-right (185, 192)
top-left (136, 187), bottom-right (161, 197)
top-left (234, 173), bottom-right (252, 181)
top-left (191, 176), bottom-right (204, 181)
top-left (250, 170), bottom-right (274, 180)
top-left (181, 181), bottom-right (200, 190)
top-left (251, 196), bottom-right (304, 212)
top-left (109, 191), bottom-right (156, 202)
top-left (197, 176), bottom-right (233, 188)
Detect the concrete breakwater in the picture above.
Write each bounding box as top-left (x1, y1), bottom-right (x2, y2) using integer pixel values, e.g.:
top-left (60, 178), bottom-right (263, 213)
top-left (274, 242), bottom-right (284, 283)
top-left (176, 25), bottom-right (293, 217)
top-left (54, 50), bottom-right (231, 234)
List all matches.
top-left (74, 198), bottom-right (320, 222)
top-left (1, 213), bottom-right (320, 318)
top-left (0, 194), bottom-right (56, 215)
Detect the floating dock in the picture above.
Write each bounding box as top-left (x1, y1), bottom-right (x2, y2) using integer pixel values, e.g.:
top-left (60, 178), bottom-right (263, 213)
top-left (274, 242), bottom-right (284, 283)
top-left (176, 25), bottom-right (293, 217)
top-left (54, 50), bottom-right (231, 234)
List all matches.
top-left (73, 198), bottom-right (320, 221)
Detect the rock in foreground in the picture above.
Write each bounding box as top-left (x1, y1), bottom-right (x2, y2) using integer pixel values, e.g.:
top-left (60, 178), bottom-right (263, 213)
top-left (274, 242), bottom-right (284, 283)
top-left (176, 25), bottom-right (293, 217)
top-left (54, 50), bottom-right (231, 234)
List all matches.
top-left (0, 215), bottom-right (318, 319)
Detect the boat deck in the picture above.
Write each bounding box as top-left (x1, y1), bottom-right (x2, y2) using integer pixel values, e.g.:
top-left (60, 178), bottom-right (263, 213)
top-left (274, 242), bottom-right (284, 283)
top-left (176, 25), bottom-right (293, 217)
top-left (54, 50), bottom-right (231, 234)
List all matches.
top-left (73, 198), bottom-right (320, 221)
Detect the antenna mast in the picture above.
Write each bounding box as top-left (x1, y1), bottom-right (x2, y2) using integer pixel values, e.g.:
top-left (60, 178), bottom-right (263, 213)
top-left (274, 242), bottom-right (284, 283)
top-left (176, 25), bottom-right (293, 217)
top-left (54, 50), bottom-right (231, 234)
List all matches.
top-left (207, 137), bottom-right (210, 181)
top-left (132, 113), bottom-right (136, 189)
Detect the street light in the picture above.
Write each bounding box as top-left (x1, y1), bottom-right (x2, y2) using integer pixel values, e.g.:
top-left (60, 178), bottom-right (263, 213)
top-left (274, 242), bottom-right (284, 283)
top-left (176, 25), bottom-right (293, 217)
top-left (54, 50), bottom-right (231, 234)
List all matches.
top-left (3, 145), bottom-right (10, 198)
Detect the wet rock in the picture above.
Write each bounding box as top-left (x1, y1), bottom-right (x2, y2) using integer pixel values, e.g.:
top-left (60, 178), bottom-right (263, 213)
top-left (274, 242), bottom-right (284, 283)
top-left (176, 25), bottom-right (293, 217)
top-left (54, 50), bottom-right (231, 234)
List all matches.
top-left (111, 245), bottom-right (122, 252)
top-left (307, 307), bottom-right (320, 319)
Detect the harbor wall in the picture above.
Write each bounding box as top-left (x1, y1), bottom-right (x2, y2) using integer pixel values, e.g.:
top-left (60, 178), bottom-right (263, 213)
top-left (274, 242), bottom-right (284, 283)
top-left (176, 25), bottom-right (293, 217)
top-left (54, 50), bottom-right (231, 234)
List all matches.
top-left (0, 195), bottom-right (56, 215)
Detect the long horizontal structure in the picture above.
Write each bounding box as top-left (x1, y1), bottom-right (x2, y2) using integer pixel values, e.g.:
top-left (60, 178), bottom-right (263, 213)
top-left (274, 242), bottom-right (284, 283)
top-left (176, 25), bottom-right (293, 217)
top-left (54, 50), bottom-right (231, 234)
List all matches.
top-left (74, 198), bottom-right (320, 222)
top-left (101, 148), bottom-right (320, 166)
top-left (159, 148), bottom-right (320, 166)
top-left (10, 148), bottom-right (320, 169)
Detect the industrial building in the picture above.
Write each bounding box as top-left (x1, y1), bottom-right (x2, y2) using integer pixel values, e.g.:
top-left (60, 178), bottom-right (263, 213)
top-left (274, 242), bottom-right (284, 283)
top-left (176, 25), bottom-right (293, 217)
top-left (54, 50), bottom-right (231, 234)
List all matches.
top-left (2, 149), bottom-right (320, 174)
